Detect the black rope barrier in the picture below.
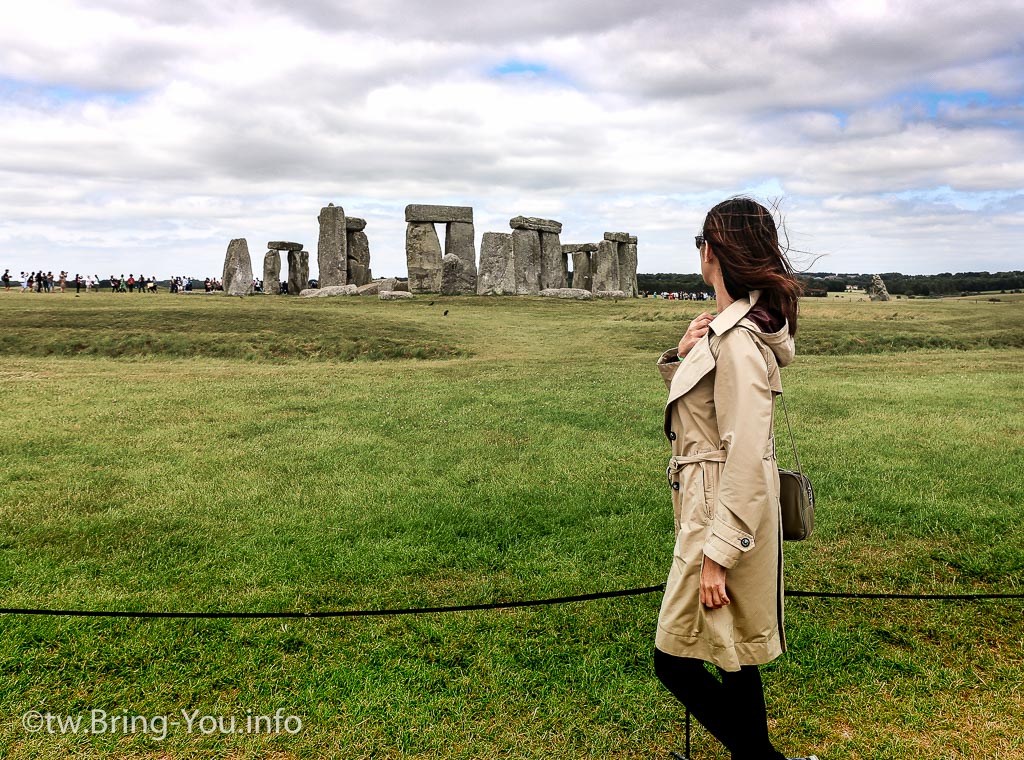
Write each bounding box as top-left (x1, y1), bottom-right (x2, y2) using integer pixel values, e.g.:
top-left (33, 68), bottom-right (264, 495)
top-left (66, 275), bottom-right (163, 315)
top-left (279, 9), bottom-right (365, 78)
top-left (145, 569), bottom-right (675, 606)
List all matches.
top-left (1, 584), bottom-right (1022, 619)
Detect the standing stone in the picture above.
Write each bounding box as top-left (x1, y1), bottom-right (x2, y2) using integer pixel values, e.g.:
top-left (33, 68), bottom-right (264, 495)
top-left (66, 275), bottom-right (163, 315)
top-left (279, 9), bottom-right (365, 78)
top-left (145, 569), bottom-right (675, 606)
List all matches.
top-left (571, 251), bottom-right (593, 292)
top-left (477, 233), bottom-right (516, 295)
top-left (593, 240), bottom-right (620, 293)
top-left (263, 250), bottom-right (281, 295)
top-left (223, 238), bottom-right (254, 296)
top-left (624, 236), bottom-right (638, 298)
top-left (867, 274), bottom-right (891, 301)
top-left (539, 232), bottom-right (566, 289)
top-left (512, 229), bottom-right (542, 295)
top-left (346, 230), bottom-right (371, 287)
top-left (287, 250), bottom-right (309, 295)
top-left (441, 253), bottom-right (476, 296)
top-left (445, 221), bottom-right (477, 292)
top-left (406, 222), bottom-right (442, 293)
top-left (317, 204), bottom-right (347, 287)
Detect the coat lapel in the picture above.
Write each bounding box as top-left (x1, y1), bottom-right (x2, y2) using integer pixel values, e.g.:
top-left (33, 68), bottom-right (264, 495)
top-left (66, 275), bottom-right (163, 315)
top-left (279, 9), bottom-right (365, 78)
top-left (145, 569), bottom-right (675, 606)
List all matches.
top-left (664, 291), bottom-right (761, 408)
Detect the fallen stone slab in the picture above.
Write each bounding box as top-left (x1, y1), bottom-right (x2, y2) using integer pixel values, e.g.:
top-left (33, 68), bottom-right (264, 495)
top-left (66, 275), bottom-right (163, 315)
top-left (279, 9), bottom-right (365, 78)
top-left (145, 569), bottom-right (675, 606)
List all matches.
top-left (357, 281), bottom-right (382, 295)
top-left (300, 285), bottom-right (359, 297)
top-left (268, 241), bottom-right (303, 252)
top-left (346, 217), bottom-right (367, 231)
top-left (562, 243), bottom-right (598, 253)
top-left (540, 287), bottom-right (593, 299)
top-left (596, 289), bottom-right (626, 298)
top-left (380, 290), bottom-right (413, 300)
top-left (405, 204), bottom-right (473, 223)
top-left (510, 216), bottom-right (563, 234)
top-left (603, 232), bottom-right (630, 243)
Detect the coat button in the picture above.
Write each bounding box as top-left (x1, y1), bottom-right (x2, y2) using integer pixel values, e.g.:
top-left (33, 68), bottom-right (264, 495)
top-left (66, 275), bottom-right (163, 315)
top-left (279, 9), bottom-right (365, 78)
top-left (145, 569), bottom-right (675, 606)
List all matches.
top-left (671, 482), bottom-right (680, 491)
top-left (740, 537), bottom-right (751, 548)
top-left (668, 431), bottom-right (677, 441)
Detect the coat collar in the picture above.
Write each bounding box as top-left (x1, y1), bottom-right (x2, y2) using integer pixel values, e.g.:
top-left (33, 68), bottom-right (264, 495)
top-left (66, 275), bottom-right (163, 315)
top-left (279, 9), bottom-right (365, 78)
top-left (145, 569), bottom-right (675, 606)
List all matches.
top-left (709, 289), bottom-right (760, 336)
top-left (664, 290), bottom-right (761, 412)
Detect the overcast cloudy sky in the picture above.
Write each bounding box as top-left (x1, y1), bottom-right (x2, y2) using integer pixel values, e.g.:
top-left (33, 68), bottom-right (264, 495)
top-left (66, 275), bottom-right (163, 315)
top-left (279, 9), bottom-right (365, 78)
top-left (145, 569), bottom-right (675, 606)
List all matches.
top-left (2, 0), bottom-right (1022, 280)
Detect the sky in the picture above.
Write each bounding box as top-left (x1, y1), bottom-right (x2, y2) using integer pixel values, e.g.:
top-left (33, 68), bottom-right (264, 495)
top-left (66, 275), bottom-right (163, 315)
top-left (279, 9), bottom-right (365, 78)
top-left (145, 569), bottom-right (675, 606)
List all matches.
top-left (1, 0), bottom-right (1022, 280)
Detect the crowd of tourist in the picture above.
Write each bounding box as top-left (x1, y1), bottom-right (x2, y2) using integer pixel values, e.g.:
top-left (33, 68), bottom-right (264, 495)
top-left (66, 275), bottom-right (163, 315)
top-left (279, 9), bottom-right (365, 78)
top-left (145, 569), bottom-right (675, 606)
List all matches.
top-left (643, 290), bottom-right (714, 300)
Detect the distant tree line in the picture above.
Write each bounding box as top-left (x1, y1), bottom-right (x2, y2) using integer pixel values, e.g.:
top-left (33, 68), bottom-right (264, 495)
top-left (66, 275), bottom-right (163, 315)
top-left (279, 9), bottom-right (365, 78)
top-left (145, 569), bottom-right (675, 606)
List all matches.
top-left (638, 271), bottom-right (1024, 297)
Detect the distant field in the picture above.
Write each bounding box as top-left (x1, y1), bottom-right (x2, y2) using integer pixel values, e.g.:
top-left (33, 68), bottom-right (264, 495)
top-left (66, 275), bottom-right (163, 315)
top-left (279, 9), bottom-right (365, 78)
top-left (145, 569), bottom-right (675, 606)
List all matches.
top-left (1, 291), bottom-right (1021, 759)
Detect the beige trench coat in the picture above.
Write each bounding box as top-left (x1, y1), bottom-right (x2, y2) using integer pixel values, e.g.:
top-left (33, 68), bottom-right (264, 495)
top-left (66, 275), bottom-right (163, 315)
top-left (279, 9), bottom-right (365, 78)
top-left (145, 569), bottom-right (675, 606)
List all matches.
top-left (655, 290), bottom-right (795, 672)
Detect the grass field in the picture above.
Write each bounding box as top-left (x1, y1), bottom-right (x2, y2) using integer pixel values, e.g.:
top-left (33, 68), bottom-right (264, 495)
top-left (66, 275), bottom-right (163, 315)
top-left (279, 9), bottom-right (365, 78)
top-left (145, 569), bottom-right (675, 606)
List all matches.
top-left (0, 290), bottom-right (1022, 759)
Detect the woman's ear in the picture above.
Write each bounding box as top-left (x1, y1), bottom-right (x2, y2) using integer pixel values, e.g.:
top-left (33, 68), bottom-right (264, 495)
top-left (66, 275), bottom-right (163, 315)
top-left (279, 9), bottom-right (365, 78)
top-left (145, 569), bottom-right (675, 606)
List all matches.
top-left (703, 241), bottom-right (714, 265)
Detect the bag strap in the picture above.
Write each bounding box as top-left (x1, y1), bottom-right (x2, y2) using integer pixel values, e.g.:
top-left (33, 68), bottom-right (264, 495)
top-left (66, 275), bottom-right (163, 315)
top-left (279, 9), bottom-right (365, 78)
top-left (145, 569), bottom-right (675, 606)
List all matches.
top-left (779, 392), bottom-right (803, 475)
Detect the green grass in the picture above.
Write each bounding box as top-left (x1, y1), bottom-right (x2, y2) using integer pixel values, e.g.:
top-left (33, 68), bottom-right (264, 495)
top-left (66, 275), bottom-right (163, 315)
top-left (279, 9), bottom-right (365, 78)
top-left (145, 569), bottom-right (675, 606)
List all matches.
top-left (0, 291), bottom-right (1022, 759)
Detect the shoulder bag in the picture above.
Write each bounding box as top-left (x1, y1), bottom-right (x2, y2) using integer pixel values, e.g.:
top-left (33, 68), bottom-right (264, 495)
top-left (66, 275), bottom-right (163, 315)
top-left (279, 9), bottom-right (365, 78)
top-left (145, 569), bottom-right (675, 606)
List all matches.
top-left (778, 393), bottom-right (815, 541)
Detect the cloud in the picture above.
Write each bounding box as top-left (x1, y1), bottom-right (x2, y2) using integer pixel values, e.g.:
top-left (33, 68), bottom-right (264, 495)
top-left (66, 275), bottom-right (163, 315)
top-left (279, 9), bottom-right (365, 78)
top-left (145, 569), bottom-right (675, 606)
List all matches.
top-left (0, 0), bottom-right (1022, 279)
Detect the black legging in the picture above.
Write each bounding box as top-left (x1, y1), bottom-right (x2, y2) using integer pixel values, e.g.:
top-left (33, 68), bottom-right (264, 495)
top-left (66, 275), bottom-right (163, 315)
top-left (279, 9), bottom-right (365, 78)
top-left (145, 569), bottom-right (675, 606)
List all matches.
top-left (654, 647), bottom-right (785, 760)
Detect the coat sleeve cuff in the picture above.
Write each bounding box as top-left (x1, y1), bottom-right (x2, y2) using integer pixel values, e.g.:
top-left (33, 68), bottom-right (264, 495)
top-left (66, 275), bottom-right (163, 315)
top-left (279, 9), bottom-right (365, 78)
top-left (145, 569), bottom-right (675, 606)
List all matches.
top-left (657, 348), bottom-right (680, 387)
top-left (702, 517), bottom-right (756, 569)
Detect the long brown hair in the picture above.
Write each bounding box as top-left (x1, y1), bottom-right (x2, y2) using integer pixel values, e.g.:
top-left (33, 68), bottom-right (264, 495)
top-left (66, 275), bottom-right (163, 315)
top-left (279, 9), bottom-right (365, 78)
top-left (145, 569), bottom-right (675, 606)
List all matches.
top-left (703, 196), bottom-right (802, 336)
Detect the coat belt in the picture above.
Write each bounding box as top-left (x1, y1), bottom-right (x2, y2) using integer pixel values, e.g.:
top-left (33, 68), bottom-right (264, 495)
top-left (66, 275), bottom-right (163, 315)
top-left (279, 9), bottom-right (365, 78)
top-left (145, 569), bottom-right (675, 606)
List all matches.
top-left (666, 449), bottom-right (726, 486)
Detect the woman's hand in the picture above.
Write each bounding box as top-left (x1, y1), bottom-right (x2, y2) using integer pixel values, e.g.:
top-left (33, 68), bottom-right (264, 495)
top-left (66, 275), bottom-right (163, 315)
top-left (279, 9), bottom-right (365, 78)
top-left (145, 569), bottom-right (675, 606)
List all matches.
top-left (677, 312), bottom-right (715, 359)
top-left (700, 556), bottom-right (730, 608)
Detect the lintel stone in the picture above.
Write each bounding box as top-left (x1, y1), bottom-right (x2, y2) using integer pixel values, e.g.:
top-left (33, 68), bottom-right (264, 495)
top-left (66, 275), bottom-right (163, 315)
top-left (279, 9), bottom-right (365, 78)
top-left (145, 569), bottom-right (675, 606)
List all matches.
top-left (562, 243), bottom-right (598, 254)
top-left (346, 217), bottom-right (367, 231)
top-left (268, 241), bottom-right (303, 251)
top-left (510, 216), bottom-right (563, 234)
top-left (603, 232), bottom-right (630, 243)
top-left (405, 204), bottom-right (474, 223)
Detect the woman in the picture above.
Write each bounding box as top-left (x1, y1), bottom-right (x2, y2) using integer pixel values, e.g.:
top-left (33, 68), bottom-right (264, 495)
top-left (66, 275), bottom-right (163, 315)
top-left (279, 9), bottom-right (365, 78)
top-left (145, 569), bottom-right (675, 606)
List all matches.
top-left (653, 197), bottom-right (815, 760)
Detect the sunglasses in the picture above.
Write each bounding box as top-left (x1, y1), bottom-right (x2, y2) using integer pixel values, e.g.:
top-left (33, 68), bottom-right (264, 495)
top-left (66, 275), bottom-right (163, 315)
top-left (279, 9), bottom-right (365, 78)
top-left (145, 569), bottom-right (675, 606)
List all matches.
top-left (695, 235), bottom-right (705, 249)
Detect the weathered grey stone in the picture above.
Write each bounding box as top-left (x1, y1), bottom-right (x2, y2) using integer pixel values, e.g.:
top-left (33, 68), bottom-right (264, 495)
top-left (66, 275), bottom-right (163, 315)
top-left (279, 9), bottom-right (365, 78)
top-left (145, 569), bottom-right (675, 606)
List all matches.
top-left (562, 243), bottom-right (598, 254)
top-left (394, 280), bottom-right (410, 292)
top-left (596, 289), bottom-right (626, 298)
top-left (539, 287), bottom-right (593, 300)
top-left (406, 222), bottom-right (442, 293)
top-left (619, 241), bottom-right (638, 297)
top-left (510, 216), bottom-right (563, 234)
top-left (287, 250), bottom-right (309, 295)
top-left (867, 274), bottom-right (891, 301)
top-left (571, 251), bottom-right (593, 292)
top-left (268, 241), bottom-right (303, 252)
top-left (477, 232), bottom-right (516, 295)
top-left (405, 204), bottom-right (473, 223)
top-left (512, 229), bottom-right (542, 295)
top-left (357, 281), bottom-right (382, 296)
top-left (346, 230), bottom-right (371, 287)
top-left (441, 253), bottom-right (476, 295)
top-left (317, 205), bottom-right (347, 287)
top-left (345, 217), bottom-right (367, 231)
top-left (223, 238), bottom-right (254, 296)
top-left (539, 231), bottom-right (566, 289)
top-left (445, 221), bottom-right (477, 290)
top-left (627, 235), bottom-right (637, 244)
top-left (592, 240), bottom-right (619, 292)
top-left (300, 284), bottom-right (359, 298)
top-left (380, 290), bottom-right (413, 300)
top-left (603, 232), bottom-right (630, 243)
top-left (263, 250), bottom-right (281, 295)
